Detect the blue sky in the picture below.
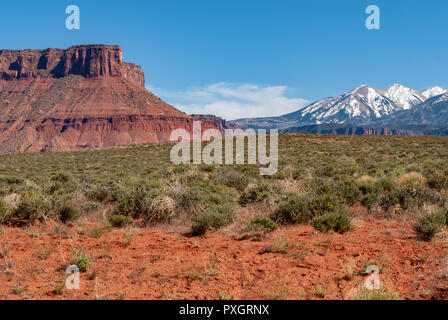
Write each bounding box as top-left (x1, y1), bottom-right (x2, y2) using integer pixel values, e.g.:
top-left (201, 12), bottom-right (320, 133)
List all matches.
top-left (1, 0), bottom-right (447, 119)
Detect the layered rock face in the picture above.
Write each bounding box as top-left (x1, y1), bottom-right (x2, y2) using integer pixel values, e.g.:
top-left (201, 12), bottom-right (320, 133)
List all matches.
top-left (0, 45), bottom-right (219, 153)
top-left (0, 45), bottom-right (144, 86)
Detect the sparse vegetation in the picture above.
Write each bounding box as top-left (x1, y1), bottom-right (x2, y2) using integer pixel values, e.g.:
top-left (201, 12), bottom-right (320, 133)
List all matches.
top-left (14, 191), bottom-right (50, 222)
top-left (12, 282), bottom-right (25, 295)
top-left (311, 211), bottom-right (352, 233)
top-left (35, 245), bottom-right (52, 260)
top-left (71, 246), bottom-right (92, 273)
top-left (184, 256), bottom-right (219, 283)
top-left (314, 285), bottom-right (326, 298)
top-left (0, 134), bottom-right (445, 241)
top-left (107, 214), bottom-right (134, 228)
top-left (123, 227), bottom-right (137, 246)
top-left (89, 227), bottom-right (103, 238)
top-left (353, 288), bottom-right (397, 300)
top-left (55, 199), bottom-right (81, 223)
top-left (146, 195), bottom-right (176, 223)
top-left (82, 201), bottom-right (102, 212)
top-left (88, 272), bottom-right (98, 280)
top-left (273, 193), bottom-right (311, 224)
top-left (191, 204), bottom-right (235, 236)
top-left (0, 134), bottom-right (447, 299)
top-left (261, 236), bottom-right (293, 254)
top-left (414, 207), bottom-right (446, 241)
top-left (238, 184), bottom-right (273, 206)
top-left (217, 167), bottom-right (249, 191)
top-left (250, 217), bottom-right (278, 232)
top-left (0, 199), bottom-right (12, 223)
top-left (269, 285), bottom-right (289, 300)
top-left (53, 279), bottom-right (65, 295)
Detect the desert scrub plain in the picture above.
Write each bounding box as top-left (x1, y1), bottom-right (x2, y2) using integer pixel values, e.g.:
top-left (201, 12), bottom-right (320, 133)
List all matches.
top-left (0, 133), bottom-right (448, 299)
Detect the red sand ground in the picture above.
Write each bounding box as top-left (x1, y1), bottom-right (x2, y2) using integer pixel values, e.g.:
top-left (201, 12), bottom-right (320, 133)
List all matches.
top-left (1, 218), bottom-right (448, 300)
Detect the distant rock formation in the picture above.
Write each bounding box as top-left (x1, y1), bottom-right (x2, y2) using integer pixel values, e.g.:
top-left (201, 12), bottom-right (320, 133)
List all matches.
top-left (190, 114), bottom-right (239, 132)
top-left (281, 124), bottom-right (423, 136)
top-left (0, 45), bottom-right (222, 153)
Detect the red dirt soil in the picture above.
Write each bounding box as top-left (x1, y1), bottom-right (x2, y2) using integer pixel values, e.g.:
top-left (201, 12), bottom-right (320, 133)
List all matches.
top-left (1, 218), bottom-right (448, 300)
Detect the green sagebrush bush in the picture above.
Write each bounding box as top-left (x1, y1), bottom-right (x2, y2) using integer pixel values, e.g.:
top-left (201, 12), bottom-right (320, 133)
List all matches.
top-left (216, 168), bottom-right (249, 191)
top-left (238, 184), bottom-right (273, 206)
top-left (14, 191), bottom-right (51, 222)
top-left (311, 212), bottom-right (352, 233)
top-left (380, 185), bottom-right (439, 211)
top-left (250, 217), bottom-right (278, 232)
top-left (112, 185), bottom-right (152, 218)
top-left (414, 209), bottom-right (446, 241)
top-left (0, 199), bottom-right (12, 223)
top-left (273, 193), bottom-right (311, 224)
top-left (273, 192), bottom-right (343, 225)
top-left (191, 204), bottom-right (235, 236)
top-left (54, 199), bottom-right (81, 223)
top-left (107, 214), bottom-right (134, 228)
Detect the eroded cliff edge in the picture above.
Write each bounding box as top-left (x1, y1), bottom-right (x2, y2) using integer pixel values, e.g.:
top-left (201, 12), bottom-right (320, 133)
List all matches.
top-left (0, 45), bottom-right (220, 153)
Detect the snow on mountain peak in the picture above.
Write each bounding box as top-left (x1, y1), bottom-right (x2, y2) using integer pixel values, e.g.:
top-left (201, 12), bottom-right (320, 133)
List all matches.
top-left (381, 84), bottom-right (425, 110)
top-left (348, 84), bottom-right (370, 95)
top-left (422, 86), bottom-right (448, 99)
top-left (299, 84), bottom-right (397, 124)
top-left (297, 83), bottom-right (445, 125)
top-left (234, 83), bottom-right (448, 129)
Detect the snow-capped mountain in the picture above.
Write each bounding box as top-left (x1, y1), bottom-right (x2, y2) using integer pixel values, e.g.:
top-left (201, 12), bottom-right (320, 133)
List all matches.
top-left (422, 86), bottom-right (448, 99)
top-left (381, 84), bottom-right (425, 110)
top-left (375, 93), bottom-right (448, 127)
top-left (233, 83), bottom-right (448, 129)
top-left (297, 85), bottom-right (397, 124)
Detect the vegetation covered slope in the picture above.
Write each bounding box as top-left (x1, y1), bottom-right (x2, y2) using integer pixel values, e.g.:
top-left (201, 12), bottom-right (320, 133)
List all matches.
top-left (1, 134), bottom-right (448, 240)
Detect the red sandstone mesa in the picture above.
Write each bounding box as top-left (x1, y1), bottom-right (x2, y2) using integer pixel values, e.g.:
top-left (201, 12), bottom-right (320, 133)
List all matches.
top-left (0, 44), bottom-right (220, 153)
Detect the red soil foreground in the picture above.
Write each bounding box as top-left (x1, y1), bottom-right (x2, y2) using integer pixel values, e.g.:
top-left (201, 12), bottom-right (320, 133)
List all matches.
top-left (1, 218), bottom-right (448, 300)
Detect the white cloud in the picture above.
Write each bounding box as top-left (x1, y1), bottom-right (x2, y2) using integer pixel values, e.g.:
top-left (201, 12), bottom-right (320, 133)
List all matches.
top-left (148, 82), bottom-right (309, 120)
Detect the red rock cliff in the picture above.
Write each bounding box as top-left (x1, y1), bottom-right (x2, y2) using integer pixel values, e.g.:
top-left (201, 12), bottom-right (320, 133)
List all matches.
top-left (0, 45), bottom-right (220, 153)
top-left (0, 45), bottom-right (145, 87)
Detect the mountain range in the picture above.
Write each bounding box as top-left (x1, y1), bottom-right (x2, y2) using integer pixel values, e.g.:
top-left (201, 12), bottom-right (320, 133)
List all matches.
top-left (1, 44), bottom-right (447, 155)
top-left (234, 84), bottom-right (448, 134)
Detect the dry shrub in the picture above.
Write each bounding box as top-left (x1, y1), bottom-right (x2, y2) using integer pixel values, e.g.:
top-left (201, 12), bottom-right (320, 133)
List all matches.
top-left (164, 175), bottom-right (184, 196)
top-left (352, 287), bottom-right (397, 300)
top-left (274, 178), bottom-right (305, 194)
top-left (72, 190), bottom-right (86, 206)
top-left (147, 195), bottom-right (176, 223)
top-left (3, 194), bottom-right (20, 210)
top-left (413, 204), bottom-right (446, 241)
top-left (357, 175), bottom-right (377, 184)
top-left (395, 172), bottom-right (426, 187)
top-left (216, 168), bottom-right (249, 191)
top-left (384, 204), bottom-right (404, 218)
top-left (24, 179), bottom-right (39, 189)
top-left (221, 202), bottom-right (273, 238)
